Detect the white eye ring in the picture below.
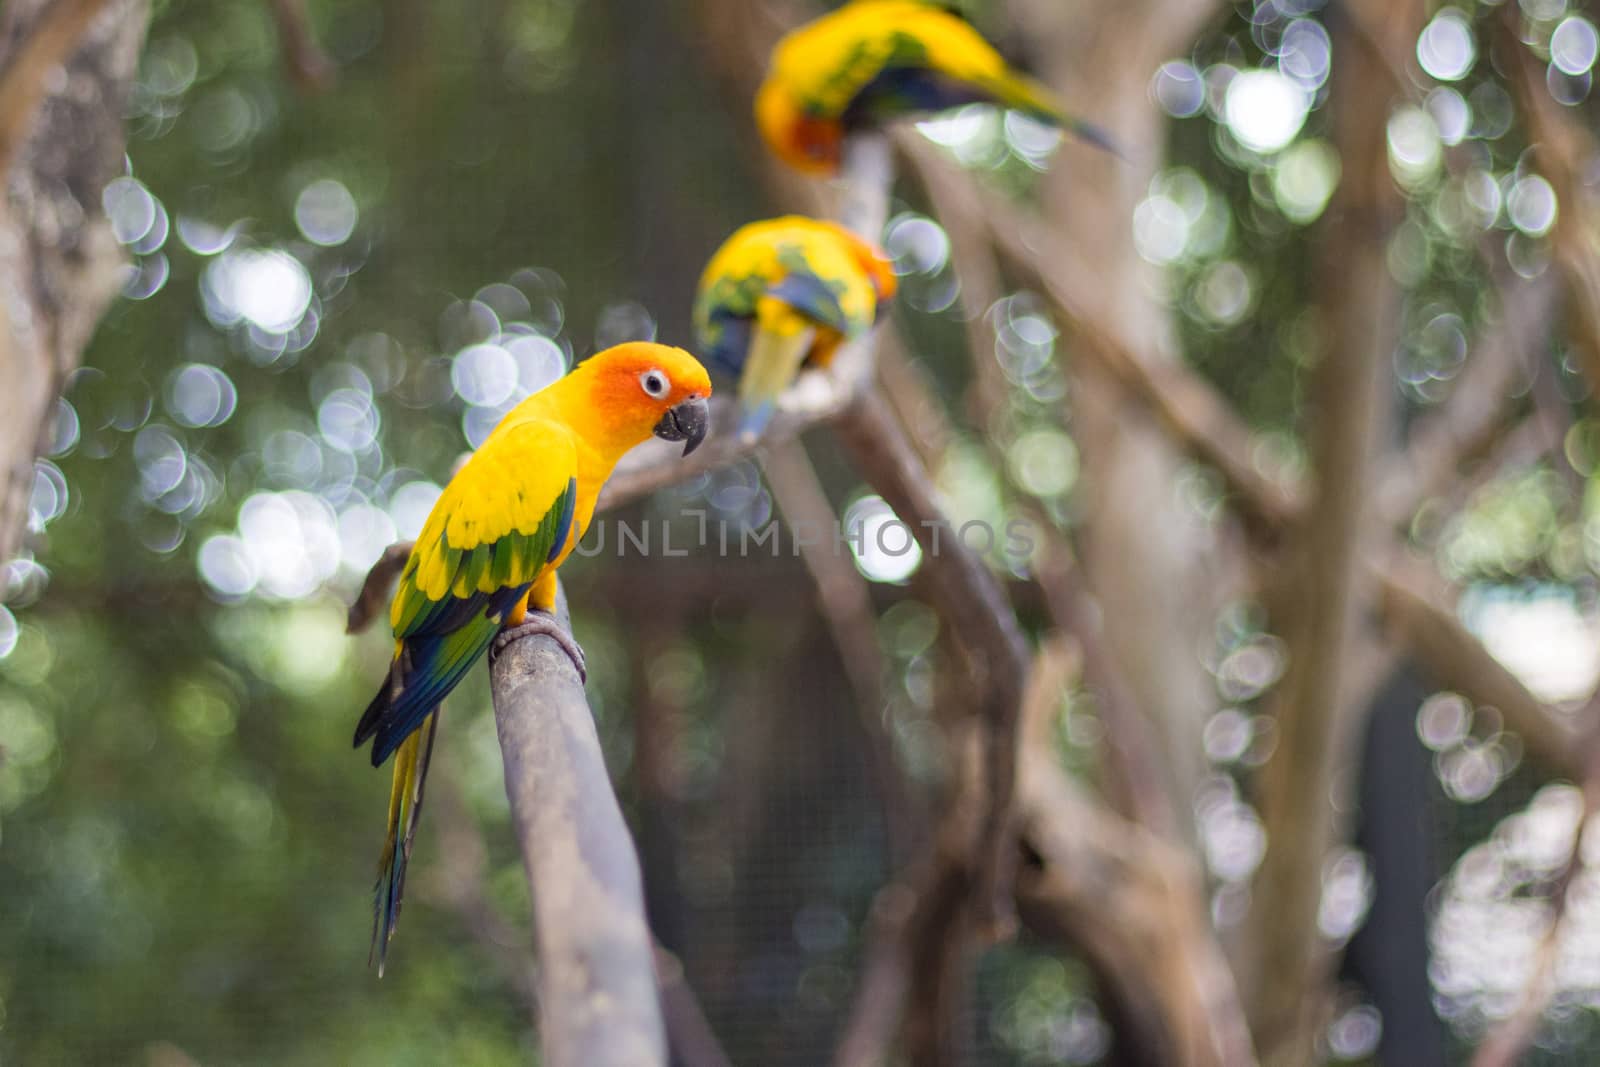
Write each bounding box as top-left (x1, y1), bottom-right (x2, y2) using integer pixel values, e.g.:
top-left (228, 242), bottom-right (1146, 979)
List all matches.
top-left (640, 369), bottom-right (670, 398)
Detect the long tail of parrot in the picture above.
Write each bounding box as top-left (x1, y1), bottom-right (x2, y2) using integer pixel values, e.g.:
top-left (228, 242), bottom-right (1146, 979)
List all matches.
top-left (977, 70), bottom-right (1121, 158)
top-left (354, 618), bottom-right (507, 973)
top-left (738, 298), bottom-right (817, 442)
top-left (369, 708), bottom-right (439, 976)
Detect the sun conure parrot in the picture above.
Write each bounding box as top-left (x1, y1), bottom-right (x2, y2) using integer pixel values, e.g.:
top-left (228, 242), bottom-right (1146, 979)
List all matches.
top-left (755, 0), bottom-right (1114, 175)
top-left (694, 215), bottom-right (896, 441)
top-left (351, 341), bottom-right (710, 973)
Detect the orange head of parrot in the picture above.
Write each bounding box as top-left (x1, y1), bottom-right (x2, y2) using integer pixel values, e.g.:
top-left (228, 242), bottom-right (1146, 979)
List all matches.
top-left (580, 341), bottom-right (713, 455)
top-left (756, 79), bottom-right (843, 175)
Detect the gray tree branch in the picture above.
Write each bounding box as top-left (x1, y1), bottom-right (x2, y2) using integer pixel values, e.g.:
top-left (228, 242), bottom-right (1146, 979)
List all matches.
top-left (489, 589), bottom-right (668, 1066)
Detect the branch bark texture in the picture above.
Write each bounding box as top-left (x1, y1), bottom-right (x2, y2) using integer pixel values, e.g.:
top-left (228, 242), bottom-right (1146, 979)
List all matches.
top-left (0, 0), bottom-right (147, 565)
top-left (1246, 13), bottom-right (1408, 1062)
top-left (490, 590), bottom-right (668, 1066)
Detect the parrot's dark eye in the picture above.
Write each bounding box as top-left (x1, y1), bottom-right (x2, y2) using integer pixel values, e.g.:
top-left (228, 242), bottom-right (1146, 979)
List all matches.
top-left (640, 370), bottom-right (669, 399)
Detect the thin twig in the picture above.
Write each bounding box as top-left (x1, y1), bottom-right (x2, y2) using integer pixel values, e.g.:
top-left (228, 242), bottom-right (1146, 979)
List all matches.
top-left (831, 881), bottom-right (918, 1067)
top-left (760, 439), bottom-right (917, 865)
top-left (1501, 6), bottom-right (1600, 398)
top-left (654, 944), bottom-right (738, 1067)
top-left (1377, 274), bottom-right (1556, 524)
top-left (835, 388), bottom-right (1031, 917)
top-left (265, 0), bottom-right (336, 93)
top-left (832, 389), bottom-right (1030, 1065)
top-left (347, 541), bottom-right (413, 633)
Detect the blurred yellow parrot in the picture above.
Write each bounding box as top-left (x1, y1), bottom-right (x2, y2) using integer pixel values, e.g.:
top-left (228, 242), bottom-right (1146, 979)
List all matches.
top-left (695, 215), bottom-right (896, 439)
top-left (756, 0), bottom-right (1113, 174)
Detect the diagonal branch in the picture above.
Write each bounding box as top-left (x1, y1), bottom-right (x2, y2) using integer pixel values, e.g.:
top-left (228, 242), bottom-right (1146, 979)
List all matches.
top-left (1375, 554), bottom-right (1585, 779)
top-left (1015, 637), bottom-right (1256, 1067)
top-left (654, 944), bottom-right (738, 1067)
top-left (895, 133), bottom-right (1304, 538)
top-left (1377, 273), bottom-right (1556, 524)
top-left (917, 149), bottom-right (1184, 835)
top-left (599, 389), bottom-right (854, 512)
top-left (1502, 7), bottom-right (1600, 398)
top-left (833, 386), bottom-right (1032, 908)
top-left (1470, 708), bottom-right (1600, 1067)
top-left (265, 0), bottom-right (336, 93)
top-left (760, 439), bottom-right (918, 865)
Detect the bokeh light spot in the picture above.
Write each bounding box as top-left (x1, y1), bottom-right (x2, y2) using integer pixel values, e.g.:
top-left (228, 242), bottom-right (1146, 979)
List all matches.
top-left (1387, 106), bottom-right (1442, 188)
top-left (165, 364), bottom-right (237, 428)
top-left (1224, 69), bottom-right (1309, 153)
top-left (452, 343), bottom-right (519, 407)
top-left (102, 176), bottom-right (157, 247)
top-left (1007, 429), bottom-right (1079, 499)
top-left (1552, 15), bottom-right (1599, 75)
top-left (1417, 9), bottom-right (1476, 82)
top-left (845, 495), bottom-right (922, 583)
top-left (0, 604), bottom-right (17, 659)
top-left (1272, 139), bottom-right (1340, 223)
top-left (389, 480), bottom-right (443, 540)
top-left (884, 214), bottom-right (951, 276)
top-left (294, 179), bottom-right (358, 246)
top-left (28, 460), bottom-right (68, 531)
top-left (203, 248), bottom-right (313, 334)
top-left (317, 389), bottom-right (381, 453)
top-left (1152, 60), bottom-right (1205, 118)
top-left (1507, 174), bottom-right (1558, 236)
top-left (198, 534), bottom-right (257, 598)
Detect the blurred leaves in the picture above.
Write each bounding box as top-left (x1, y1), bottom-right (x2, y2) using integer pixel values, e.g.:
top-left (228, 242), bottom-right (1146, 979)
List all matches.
top-left (8, 0), bottom-right (1600, 1062)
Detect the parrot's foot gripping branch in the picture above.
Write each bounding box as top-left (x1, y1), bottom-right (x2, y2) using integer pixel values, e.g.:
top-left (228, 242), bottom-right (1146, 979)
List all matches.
top-left (490, 610), bottom-right (588, 682)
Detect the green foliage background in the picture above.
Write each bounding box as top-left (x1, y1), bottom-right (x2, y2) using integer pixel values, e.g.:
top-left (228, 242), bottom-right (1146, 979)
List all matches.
top-left (5, 0), bottom-right (1600, 1064)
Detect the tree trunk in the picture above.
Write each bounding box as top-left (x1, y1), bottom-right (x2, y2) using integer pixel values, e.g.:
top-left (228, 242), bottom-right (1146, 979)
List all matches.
top-left (0, 0), bottom-right (147, 563)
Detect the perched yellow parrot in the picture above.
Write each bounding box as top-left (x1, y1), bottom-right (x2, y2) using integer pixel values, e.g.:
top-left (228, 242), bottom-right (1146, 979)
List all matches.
top-left (352, 341), bottom-right (711, 973)
top-left (756, 0), bottom-right (1113, 174)
top-left (694, 215), bottom-right (896, 440)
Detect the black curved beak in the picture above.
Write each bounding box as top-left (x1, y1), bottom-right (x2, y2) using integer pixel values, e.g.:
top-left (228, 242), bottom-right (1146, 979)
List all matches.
top-left (653, 396), bottom-right (709, 456)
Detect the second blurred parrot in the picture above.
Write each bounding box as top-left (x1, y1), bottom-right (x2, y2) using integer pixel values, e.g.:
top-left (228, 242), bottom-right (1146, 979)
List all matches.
top-left (351, 341), bottom-right (711, 974)
top-left (756, 0), bottom-right (1113, 174)
top-left (695, 215), bottom-right (896, 440)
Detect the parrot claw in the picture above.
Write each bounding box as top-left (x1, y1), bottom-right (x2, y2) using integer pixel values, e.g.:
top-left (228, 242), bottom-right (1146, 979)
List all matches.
top-left (490, 611), bottom-right (588, 683)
